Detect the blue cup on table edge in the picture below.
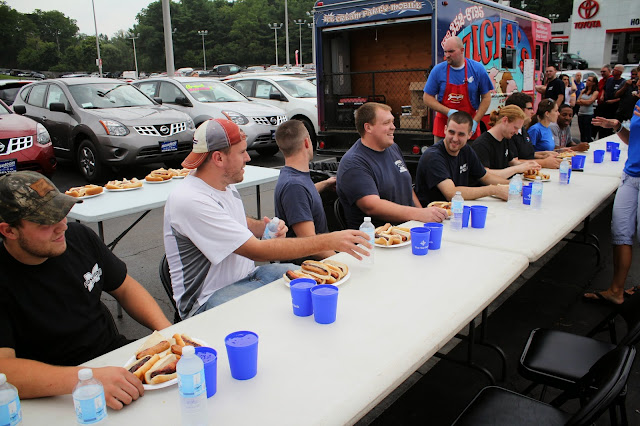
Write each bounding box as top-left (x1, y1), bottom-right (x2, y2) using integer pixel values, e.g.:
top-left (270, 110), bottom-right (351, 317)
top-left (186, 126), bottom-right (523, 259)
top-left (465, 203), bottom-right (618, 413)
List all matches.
top-left (611, 148), bottom-right (621, 162)
top-left (606, 141), bottom-right (619, 152)
top-left (310, 284), bottom-right (339, 324)
top-left (594, 150), bottom-right (605, 163)
top-left (410, 227), bottom-right (430, 255)
top-left (572, 155), bottom-right (586, 170)
top-left (470, 205), bottom-right (488, 228)
top-left (290, 278), bottom-right (316, 317)
top-left (225, 331), bottom-right (259, 380)
top-left (424, 222), bottom-right (443, 250)
top-left (522, 184), bottom-right (532, 206)
top-left (195, 347), bottom-right (217, 398)
top-left (461, 205), bottom-right (471, 228)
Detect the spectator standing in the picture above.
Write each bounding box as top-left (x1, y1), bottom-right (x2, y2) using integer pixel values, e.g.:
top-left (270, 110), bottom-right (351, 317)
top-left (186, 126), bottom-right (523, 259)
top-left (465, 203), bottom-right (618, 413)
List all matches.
top-left (599, 64), bottom-right (626, 138)
top-left (573, 72), bottom-right (585, 116)
top-left (593, 65), bottom-right (612, 139)
top-left (560, 74), bottom-right (577, 108)
top-left (576, 76), bottom-right (600, 142)
top-left (615, 67), bottom-right (639, 124)
top-left (535, 66), bottom-right (565, 105)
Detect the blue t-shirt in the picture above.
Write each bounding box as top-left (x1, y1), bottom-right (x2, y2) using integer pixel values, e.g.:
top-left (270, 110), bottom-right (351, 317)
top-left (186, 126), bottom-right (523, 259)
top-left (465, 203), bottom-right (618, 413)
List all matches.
top-left (415, 141), bottom-right (486, 206)
top-left (337, 140), bottom-right (414, 229)
top-left (423, 59), bottom-right (494, 110)
top-left (624, 99), bottom-right (640, 177)
top-left (528, 123), bottom-right (555, 152)
top-left (274, 166), bottom-right (328, 237)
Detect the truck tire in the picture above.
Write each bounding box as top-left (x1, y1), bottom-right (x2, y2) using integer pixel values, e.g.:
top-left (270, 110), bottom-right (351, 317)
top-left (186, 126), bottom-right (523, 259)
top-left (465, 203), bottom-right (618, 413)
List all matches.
top-left (566, 64), bottom-right (573, 70)
top-left (256, 146), bottom-right (279, 156)
top-left (77, 139), bottom-right (105, 183)
top-left (299, 117), bottom-right (317, 143)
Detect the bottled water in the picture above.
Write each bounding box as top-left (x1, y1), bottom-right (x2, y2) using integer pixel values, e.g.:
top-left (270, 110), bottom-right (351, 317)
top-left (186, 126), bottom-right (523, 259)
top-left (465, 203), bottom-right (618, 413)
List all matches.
top-left (72, 369), bottom-right (106, 425)
top-left (261, 217), bottom-right (280, 240)
top-left (359, 217), bottom-right (375, 266)
top-left (450, 191), bottom-right (464, 231)
top-left (177, 345), bottom-right (207, 426)
top-left (0, 374), bottom-right (22, 426)
top-left (531, 176), bottom-right (543, 210)
top-left (507, 174), bottom-right (522, 209)
top-left (559, 158), bottom-right (570, 185)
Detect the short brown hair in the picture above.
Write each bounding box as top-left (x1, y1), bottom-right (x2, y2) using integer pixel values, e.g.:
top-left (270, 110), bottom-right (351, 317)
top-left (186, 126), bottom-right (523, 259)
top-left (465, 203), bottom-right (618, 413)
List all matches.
top-left (354, 102), bottom-right (392, 137)
top-left (447, 111), bottom-right (474, 133)
top-left (275, 120), bottom-right (309, 157)
top-left (489, 105), bottom-right (525, 126)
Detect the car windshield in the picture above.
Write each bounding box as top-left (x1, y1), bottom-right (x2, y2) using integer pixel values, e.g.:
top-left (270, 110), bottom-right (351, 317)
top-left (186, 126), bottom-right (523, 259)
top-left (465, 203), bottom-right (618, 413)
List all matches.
top-left (0, 87), bottom-right (23, 106)
top-left (181, 80), bottom-right (247, 102)
top-left (277, 79), bottom-right (317, 98)
top-left (0, 102), bottom-right (10, 115)
top-left (68, 83), bottom-right (154, 109)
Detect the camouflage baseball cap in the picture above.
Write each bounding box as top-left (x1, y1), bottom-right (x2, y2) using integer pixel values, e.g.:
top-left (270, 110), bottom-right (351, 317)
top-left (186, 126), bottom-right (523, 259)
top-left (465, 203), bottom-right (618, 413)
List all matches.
top-left (0, 171), bottom-right (81, 225)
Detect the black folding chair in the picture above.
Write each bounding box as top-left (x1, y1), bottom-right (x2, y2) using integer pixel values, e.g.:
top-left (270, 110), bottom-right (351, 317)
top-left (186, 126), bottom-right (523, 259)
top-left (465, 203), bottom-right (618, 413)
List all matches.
top-left (159, 254), bottom-right (181, 324)
top-left (333, 198), bottom-right (347, 230)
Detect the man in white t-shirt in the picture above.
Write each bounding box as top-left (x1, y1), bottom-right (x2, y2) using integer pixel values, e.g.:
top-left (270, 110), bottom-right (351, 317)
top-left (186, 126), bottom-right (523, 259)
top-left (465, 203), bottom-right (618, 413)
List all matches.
top-left (164, 119), bottom-right (370, 319)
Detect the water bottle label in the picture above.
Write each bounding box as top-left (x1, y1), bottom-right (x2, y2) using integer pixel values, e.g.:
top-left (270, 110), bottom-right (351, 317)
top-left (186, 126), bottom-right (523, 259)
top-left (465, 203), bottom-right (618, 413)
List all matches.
top-left (178, 370), bottom-right (206, 398)
top-left (0, 396), bottom-right (22, 426)
top-left (74, 394), bottom-right (106, 424)
top-left (452, 201), bottom-right (463, 213)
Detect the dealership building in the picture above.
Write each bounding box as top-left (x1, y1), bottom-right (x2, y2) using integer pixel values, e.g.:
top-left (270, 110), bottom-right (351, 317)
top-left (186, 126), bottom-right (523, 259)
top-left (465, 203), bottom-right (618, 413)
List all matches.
top-left (550, 0), bottom-right (639, 67)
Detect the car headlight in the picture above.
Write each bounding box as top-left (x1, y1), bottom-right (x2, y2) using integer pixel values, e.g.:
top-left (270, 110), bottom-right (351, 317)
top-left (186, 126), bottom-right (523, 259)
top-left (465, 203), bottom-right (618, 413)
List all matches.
top-left (222, 111), bottom-right (249, 125)
top-left (186, 117), bottom-right (195, 130)
top-left (99, 119), bottom-right (129, 136)
top-left (36, 123), bottom-right (51, 145)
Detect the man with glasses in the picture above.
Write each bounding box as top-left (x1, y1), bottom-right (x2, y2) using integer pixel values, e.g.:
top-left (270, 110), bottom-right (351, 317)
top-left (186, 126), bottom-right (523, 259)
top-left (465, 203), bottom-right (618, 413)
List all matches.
top-left (423, 36), bottom-right (494, 142)
top-left (535, 65), bottom-right (565, 105)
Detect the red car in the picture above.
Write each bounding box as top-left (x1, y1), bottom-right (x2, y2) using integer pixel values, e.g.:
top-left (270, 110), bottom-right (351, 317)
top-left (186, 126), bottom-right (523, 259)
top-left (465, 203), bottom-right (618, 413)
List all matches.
top-left (0, 99), bottom-right (56, 176)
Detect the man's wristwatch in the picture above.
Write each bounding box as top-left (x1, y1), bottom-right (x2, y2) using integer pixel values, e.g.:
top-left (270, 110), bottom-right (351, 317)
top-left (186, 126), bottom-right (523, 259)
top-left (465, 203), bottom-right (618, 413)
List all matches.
top-left (614, 122), bottom-right (624, 133)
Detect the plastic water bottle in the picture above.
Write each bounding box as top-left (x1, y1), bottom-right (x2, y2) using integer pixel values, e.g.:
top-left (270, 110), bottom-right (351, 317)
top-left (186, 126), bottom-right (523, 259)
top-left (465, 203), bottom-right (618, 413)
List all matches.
top-left (359, 217), bottom-right (375, 267)
top-left (0, 374), bottom-right (22, 426)
top-left (559, 158), bottom-right (570, 185)
top-left (72, 369), bottom-right (107, 425)
top-left (450, 191), bottom-right (464, 231)
top-left (177, 345), bottom-right (207, 426)
top-left (507, 174), bottom-right (522, 209)
top-left (261, 217), bottom-right (280, 240)
top-left (531, 176), bottom-right (543, 210)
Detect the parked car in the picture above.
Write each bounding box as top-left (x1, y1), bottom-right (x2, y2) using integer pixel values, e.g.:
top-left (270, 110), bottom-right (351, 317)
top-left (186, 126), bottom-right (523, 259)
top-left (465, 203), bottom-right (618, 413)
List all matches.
top-left (225, 75), bottom-right (318, 141)
top-left (12, 77), bottom-right (195, 182)
top-left (0, 80), bottom-right (35, 106)
top-left (133, 77), bottom-right (287, 156)
top-left (622, 64), bottom-right (639, 81)
top-left (0, 99), bottom-right (56, 176)
top-left (556, 70), bottom-right (597, 83)
top-left (211, 64), bottom-right (243, 77)
top-left (556, 53), bottom-right (588, 70)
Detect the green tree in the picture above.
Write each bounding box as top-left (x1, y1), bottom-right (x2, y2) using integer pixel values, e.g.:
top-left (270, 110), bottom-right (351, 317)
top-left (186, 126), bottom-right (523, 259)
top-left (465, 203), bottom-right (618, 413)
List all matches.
top-left (0, 2), bottom-right (37, 68)
top-left (17, 37), bottom-right (59, 70)
top-left (26, 9), bottom-right (79, 55)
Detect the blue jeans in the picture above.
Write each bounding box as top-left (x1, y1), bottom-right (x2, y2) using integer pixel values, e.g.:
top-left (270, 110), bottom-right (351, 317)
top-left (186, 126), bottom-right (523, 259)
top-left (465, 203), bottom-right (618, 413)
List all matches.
top-left (194, 263), bottom-right (297, 315)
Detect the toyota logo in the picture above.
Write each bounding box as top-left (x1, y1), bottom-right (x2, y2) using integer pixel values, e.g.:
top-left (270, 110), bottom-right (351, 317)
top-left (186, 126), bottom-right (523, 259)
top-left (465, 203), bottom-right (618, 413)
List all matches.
top-left (269, 117), bottom-right (278, 125)
top-left (578, 0), bottom-right (599, 19)
top-left (160, 125), bottom-right (170, 135)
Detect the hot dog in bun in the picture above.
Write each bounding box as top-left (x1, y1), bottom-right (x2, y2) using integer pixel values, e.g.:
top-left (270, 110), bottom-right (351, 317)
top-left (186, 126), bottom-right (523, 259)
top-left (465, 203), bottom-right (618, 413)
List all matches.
top-left (427, 201), bottom-right (453, 216)
top-left (144, 353), bottom-right (180, 385)
top-left (125, 353), bottom-right (160, 381)
top-left (323, 259), bottom-right (349, 279)
top-left (135, 330), bottom-right (171, 359)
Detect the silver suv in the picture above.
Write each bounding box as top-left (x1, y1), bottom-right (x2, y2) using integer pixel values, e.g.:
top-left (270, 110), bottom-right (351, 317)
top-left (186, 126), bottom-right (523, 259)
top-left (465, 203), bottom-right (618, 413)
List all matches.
top-left (134, 77), bottom-right (287, 156)
top-left (13, 78), bottom-right (195, 182)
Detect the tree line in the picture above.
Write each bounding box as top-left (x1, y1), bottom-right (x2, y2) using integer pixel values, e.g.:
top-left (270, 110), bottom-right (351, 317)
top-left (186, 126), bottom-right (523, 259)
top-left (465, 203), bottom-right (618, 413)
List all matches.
top-left (0, 0), bottom-right (316, 73)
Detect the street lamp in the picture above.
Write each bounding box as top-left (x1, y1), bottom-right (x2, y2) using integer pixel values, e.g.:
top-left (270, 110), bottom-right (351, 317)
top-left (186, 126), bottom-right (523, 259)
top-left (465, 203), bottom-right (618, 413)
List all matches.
top-left (548, 13), bottom-right (559, 23)
top-left (284, 0), bottom-right (290, 66)
top-left (268, 23), bottom-right (283, 66)
top-left (294, 19), bottom-right (305, 66)
top-left (127, 32), bottom-right (140, 78)
top-left (197, 30), bottom-right (208, 70)
top-left (91, 0), bottom-right (102, 77)
top-left (306, 11), bottom-right (315, 65)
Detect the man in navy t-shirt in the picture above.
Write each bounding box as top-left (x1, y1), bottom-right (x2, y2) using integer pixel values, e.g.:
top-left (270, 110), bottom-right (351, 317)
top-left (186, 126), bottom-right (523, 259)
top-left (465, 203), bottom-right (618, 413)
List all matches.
top-left (274, 120), bottom-right (335, 260)
top-left (535, 65), bottom-right (565, 105)
top-left (337, 102), bottom-right (448, 229)
top-left (415, 112), bottom-right (509, 206)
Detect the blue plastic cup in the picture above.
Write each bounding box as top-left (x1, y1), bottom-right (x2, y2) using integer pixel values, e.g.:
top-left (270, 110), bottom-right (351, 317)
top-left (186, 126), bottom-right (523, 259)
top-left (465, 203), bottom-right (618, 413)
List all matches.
top-left (572, 155), bottom-right (586, 170)
top-left (225, 331), bottom-right (259, 380)
top-left (290, 278), bottom-right (315, 317)
top-left (522, 184), bottom-right (532, 205)
top-left (461, 205), bottom-right (471, 228)
top-left (606, 141), bottom-right (619, 152)
top-left (423, 222), bottom-right (443, 250)
top-left (611, 148), bottom-right (621, 162)
top-left (470, 205), bottom-right (488, 228)
top-left (310, 285), bottom-right (339, 324)
top-left (410, 227), bottom-right (430, 255)
top-left (594, 150), bottom-right (605, 163)
top-left (195, 347), bottom-right (217, 398)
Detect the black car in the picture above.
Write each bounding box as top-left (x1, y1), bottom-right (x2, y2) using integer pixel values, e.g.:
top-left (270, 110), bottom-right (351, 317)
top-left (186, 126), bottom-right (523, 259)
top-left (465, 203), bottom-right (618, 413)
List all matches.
top-left (556, 53), bottom-right (588, 70)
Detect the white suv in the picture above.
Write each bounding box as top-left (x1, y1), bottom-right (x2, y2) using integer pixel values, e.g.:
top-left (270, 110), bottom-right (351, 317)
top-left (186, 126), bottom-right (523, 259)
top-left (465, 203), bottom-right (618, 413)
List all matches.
top-left (225, 75), bottom-right (318, 142)
top-left (135, 77), bottom-right (288, 156)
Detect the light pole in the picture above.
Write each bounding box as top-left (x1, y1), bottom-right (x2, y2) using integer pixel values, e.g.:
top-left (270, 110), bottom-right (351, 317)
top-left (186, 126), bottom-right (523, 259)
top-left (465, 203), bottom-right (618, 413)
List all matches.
top-left (548, 13), bottom-right (559, 23)
top-left (306, 11), bottom-right (315, 65)
top-left (91, 0), bottom-right (102, 77)
top-left (197, 30), bottom-right (208, 70)
top-left (268, 23), bottom-right (283, 66)
top-left (284, 0), bottom-right (290, 66)
top-left (128, 32), bottom-right (140, 78)
top-left (294, 19), bottom-right (305, 66)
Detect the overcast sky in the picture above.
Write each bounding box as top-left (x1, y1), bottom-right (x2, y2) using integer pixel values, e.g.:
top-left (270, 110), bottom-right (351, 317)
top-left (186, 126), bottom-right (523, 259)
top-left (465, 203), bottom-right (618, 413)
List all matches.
top-left (5, 0), bottom-right (153, 38)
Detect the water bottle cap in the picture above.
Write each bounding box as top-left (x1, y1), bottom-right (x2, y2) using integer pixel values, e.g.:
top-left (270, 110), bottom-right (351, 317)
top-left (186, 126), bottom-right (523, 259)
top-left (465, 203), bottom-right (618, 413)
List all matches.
top-left (78, 368), bottom-right (93, 380)
top-left (271, 217), bottom-right (280, 225)
top-left (364, 217), bottom-right (371, 222)
top-left (0, 373), bottom-right (5, 385)
top-left (182, 345), bottom-right (195, 356)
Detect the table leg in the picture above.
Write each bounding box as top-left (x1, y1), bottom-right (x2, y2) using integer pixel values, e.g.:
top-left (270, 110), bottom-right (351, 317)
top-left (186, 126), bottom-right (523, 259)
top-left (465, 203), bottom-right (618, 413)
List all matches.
top-left (256, 184), bottom-right (262, 218)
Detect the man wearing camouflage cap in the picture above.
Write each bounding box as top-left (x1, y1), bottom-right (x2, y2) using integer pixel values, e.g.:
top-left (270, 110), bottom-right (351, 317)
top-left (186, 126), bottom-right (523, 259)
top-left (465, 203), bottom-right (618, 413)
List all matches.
top-left (0, 171), bottom-right (171, 410)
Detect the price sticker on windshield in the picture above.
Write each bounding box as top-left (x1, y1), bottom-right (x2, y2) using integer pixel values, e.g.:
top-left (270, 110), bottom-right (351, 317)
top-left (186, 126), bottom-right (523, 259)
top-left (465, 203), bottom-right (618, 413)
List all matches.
top-left (160, 141), bottom-right (178, 152)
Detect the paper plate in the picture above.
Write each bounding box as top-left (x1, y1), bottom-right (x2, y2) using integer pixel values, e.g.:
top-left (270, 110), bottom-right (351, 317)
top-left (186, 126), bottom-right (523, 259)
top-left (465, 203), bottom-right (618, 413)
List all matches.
top-left (283, 271), bottom-right (351, 288)
top-left (375, 240), bottom-right (411, 248)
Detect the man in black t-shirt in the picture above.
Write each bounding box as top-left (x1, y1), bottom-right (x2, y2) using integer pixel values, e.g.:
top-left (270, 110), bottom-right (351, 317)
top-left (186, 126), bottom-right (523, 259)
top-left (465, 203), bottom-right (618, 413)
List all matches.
top-left (415, 112), bottom-right (509, 206)
top-left (535, 65), bottom-right (565, 105)
top-left (600, 64), bottom-right (627, 138)
top-left (337, 102), bottom-right (448, 228)
top-left (0, 172), bottom-right (172, 410)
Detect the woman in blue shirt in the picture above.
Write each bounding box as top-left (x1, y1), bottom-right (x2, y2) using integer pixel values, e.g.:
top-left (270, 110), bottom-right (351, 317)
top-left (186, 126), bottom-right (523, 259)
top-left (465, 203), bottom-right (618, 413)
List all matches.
top-left (528, 99), bottom-right (559, 152)
top-left (584, 102), bottom-right (640, 304)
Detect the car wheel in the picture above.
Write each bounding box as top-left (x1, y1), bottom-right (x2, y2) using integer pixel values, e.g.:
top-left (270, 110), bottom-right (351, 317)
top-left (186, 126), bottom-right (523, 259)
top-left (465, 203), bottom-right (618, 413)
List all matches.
top-left (299, 117), bottom-right (317, 144)
top-left (566, 64), bottom-right (573, 70)
top-left (255, 146), bottom-right (279, 156)
top-left (77, 139), bottom-right (105, 183)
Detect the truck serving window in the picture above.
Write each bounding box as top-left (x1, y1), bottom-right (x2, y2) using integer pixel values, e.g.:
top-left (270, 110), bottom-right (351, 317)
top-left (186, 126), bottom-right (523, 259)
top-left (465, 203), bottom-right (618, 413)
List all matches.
top-left (501, 48), bottom-right (516, 69)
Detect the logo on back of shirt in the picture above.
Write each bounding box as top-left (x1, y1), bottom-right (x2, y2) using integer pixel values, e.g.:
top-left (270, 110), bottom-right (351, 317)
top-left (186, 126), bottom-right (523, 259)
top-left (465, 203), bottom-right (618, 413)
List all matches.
top-left (83, 263), bottom-right (102, 292)
top-left (460, 163), bottom-right (468, 174)
top-left (394, 160), bottom-right (408, 173)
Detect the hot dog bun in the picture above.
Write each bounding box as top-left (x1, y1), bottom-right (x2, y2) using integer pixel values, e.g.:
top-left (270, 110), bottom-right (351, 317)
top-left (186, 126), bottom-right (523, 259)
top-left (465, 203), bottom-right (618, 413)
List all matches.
top-left (65, 184), bottom-right (103, 197)
top-left (427, 201), bottom-right (453, 216)
top-left (375, 223), bottom-right (392, 234)
top-left (125, 353), bottom-right (160, 381)
top-left (173, 334), bottom-right (201, 348)
top-left (323, 259), bottom-right (349, 279)
top-left (105, 178), bottom-right (143, 190)
top-left (301, 260), bottom-right (331, 276)
top-left (283, 269), bottom-right (315, 283)
top-left (145, 174), bottom-right (164, 182)
top-left (135, 330), bottom-right (170, 359)
top-left (144, 353), bottom-right (180, 385)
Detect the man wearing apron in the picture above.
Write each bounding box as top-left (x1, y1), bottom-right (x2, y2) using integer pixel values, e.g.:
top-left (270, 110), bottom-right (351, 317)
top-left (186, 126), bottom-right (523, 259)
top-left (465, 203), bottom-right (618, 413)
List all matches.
top-left (423, 36), bottom-right (494, 142)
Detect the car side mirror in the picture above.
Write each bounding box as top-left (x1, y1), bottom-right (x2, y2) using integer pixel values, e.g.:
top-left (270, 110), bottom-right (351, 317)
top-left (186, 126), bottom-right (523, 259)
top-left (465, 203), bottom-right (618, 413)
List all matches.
top-left (269, 93), bottom-right (287, 102)
top-left (49, 102), bottom-right (68, 113)
top-left (175, 96), bottom-right (192, 107)
top-left (153, 97), bottom-right (163, 105)
top-left (13, 105), bottom-right (26, 115)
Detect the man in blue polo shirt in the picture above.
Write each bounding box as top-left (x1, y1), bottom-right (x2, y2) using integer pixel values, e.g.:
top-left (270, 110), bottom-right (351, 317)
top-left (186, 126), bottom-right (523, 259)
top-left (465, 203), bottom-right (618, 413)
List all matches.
top-left (415, 111), bottom-right (509, 206)
top-left (423, 35), bottom-right (494, 142)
